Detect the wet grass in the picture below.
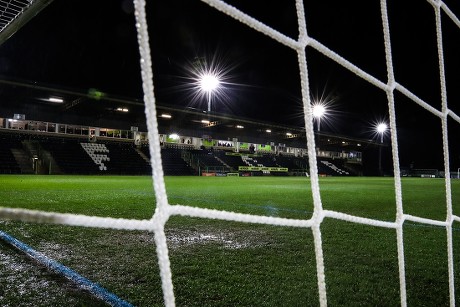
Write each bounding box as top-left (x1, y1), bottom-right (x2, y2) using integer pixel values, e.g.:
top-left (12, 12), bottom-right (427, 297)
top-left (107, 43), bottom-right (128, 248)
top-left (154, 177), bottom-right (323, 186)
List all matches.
top-left (0, 175), bottom-right (459, 306)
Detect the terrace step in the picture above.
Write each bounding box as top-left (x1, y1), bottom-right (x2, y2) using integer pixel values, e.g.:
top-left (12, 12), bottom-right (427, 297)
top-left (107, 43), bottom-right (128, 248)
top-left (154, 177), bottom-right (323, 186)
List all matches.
top-left (11, 148), bottom-right (34, 174)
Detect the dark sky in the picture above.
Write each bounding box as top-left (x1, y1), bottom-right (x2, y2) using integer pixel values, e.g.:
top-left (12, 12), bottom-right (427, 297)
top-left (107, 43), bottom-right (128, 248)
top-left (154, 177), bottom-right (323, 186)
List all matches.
top-left (0, 0), bottom-right (459, 169)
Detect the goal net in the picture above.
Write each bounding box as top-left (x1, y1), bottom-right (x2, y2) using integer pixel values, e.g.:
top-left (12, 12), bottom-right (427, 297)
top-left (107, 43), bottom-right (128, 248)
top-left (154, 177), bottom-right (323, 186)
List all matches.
top-left (1, 0), bottom-right (460, 306)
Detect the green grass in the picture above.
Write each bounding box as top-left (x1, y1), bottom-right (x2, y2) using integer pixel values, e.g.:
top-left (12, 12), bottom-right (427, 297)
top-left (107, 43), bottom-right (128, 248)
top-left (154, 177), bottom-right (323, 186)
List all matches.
top-left (0, 175), bottom-right (459, 306)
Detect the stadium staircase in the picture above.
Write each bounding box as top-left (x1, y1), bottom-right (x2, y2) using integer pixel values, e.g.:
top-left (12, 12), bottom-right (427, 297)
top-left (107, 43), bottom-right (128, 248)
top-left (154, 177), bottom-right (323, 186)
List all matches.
top-left (318, 159), bottom-right (350, 176)
top-left (11, 148), bottom-right (34, 174)
top-left (214, 151), bottom-right (244, 171)
top-left (242, 156), bottom-right (269, 174)
top-left (160, 148), bottom-right (195, 175)
top-left (0, 135), bottom-right (22, 174)
top-left (102, 143), bottom-right (151, 175)
top-left (41, 140), bottom-right (100, 174)
top-left (188, 149), bottom-right (229, 173)
top-left (135, 147), bottom-right (150, 163)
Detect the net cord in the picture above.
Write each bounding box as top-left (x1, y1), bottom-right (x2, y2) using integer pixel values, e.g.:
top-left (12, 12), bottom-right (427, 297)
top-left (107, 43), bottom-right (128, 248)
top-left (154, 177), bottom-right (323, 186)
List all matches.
top-left (432, 2), bottom-right (455, 305)
top-left (379, 0), bottom-right (407, 305)
top-left (0, 0), bottom-right (459, 306)
top-left (133, 0), bottom-right (175, 305)
top-left (294, 0), bottom-right (327, 303)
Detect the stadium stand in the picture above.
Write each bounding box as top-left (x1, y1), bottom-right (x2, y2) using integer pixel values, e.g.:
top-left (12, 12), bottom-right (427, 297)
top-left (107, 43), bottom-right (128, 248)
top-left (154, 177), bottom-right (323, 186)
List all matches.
top-left (275, 155), bottom-right (307, 171)
top-left (103, 142), bottom-right (151, 175)
top-left (0, 134), bottom-right (22, 174)
top-left (40, 139), bottom-right (100, 175)
top-left (320, 160), bottom-right (349, 175)
top-left (245, 155), bottom-right (278, 168)
top-left (0, 129), bottom-right (361, 176)
top-left (317, 159), bottom-right (351, 176)
top-left (214, 151), bottom-right (244, 170)
top-left (81, 143), bottom-right (110, 171)
top-left (161, 148), bottom-right (195, 176)
top-left (190, 149), bottom-right (228, 172)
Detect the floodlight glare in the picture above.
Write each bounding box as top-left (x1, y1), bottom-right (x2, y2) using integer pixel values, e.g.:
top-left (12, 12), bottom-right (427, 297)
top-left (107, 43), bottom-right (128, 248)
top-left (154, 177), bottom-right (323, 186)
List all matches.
top-left (200, 74), bottom-right (220, 92)
top-left (169, 133), bottom-right (180, 140)
top-left (377, 123), bottom-right (388, 133)
top-left (199, 73), bottom-right (221, 112)
top-left (375, 122), bottom-right (388, 175)
top-left (312, 103), bottom-right (327, 131)
top-left (49, 97), bottom-right (64, 103)
top-left (312, 104), bottom-right (326, 118)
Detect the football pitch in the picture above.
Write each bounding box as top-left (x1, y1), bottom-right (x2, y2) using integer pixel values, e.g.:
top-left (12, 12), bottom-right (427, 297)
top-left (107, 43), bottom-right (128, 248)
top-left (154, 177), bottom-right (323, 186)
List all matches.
top-left (0, 175), bottom-right (459, 306)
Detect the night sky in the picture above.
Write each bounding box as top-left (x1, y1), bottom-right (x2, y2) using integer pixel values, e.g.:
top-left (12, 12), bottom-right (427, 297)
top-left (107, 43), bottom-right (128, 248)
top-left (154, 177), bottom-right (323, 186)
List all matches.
top-left (0, 0), bottom-right (459, 169)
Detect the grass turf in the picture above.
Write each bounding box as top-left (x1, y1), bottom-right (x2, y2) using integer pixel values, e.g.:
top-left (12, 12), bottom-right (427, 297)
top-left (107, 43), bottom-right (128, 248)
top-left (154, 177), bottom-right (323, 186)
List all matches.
top-left (0, 175), bottom-right (459, 306)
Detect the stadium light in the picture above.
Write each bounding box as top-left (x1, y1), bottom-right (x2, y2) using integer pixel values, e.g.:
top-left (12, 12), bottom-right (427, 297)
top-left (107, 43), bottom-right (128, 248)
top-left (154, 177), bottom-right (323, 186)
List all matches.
top-left (169, 133), bottom-right (180, 141)
top-left (312, 103), bottom-right (326, 131)
top-left (376, 123), bottom-right (388, 143)
top-left (200, 73), bottom-right (220, 112)
top-left (49, 97), bottom-right (64, 103)
top-left (376, 122), bottom-right (388, 176)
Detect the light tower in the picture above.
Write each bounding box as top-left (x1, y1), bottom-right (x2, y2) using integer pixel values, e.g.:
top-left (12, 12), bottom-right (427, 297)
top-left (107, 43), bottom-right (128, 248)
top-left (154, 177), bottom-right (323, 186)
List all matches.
top-left (200, 73), bottom-right (220, 112)
top-left (312, 103), bottom-right (326, 131)
top-left (376, 122), bottom-right (388, 175)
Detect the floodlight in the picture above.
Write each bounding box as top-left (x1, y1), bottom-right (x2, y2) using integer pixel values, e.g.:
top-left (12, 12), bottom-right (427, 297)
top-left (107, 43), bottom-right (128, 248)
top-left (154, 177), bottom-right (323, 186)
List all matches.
top-left (200, 74), bottom-right (220, 92)
top-left (377, 123), bottom-right (388, 134)
top-left (375, 122), bottom-right (388, 175)
top-left (312, 103), bottom-right (327, 131)
top-left (49, 97), bottom-right (63, 103)
top-left (199, 73), bottom-right (220, 112)
top-left (312, 104), bottom-right (326, 118)
top-left (161, 114), bottom-right (172, 119)
top-left (169, 133), bottom-right (180, 140)
top-left (376, 122), bottom-right (388, 143)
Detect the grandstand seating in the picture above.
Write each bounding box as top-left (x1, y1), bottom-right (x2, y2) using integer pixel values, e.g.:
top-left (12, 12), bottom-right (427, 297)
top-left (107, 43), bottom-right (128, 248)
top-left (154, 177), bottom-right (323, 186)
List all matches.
top-left (0, 134), bottom-right (22, 174)
top-left (190, 149), bottom-right (228, 172)
top-left (245, 155), bottom-right (278, 168)
top-left (103, 142), bottom-right (151, 175)
top-left (214, 151), bottom-right (244, 170)
top-left (200, 151), bottom-right (306, 176)
top-left (275, 155), bottom-right (307, 171)
top-left (318, 159), bottom-right (350, 176)
top-left (138, 145), bottom-right (151, 159)
top-left (0, 131), bottom-right (359, 176)
top-left (81, 143), bottom-right (110, 171)
top-left (41, 139), bottom-right (100, 174)
top-left (161, 148), bottom-right (195, 176)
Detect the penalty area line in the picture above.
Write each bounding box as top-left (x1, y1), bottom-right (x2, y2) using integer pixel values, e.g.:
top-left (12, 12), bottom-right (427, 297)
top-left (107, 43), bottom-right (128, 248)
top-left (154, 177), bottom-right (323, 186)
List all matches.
top-left (0, 230), bottom-right (133, 307)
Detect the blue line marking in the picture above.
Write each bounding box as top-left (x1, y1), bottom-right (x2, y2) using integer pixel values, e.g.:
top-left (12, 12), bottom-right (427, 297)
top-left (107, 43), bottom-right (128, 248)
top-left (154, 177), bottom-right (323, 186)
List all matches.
top-left (0, 230), bottom-right (133, 307)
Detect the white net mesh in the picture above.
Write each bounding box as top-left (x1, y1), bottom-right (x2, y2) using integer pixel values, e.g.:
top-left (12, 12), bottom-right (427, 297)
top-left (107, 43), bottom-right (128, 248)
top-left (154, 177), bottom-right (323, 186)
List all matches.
top-left (1, 0), bottom-right (460, 306)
